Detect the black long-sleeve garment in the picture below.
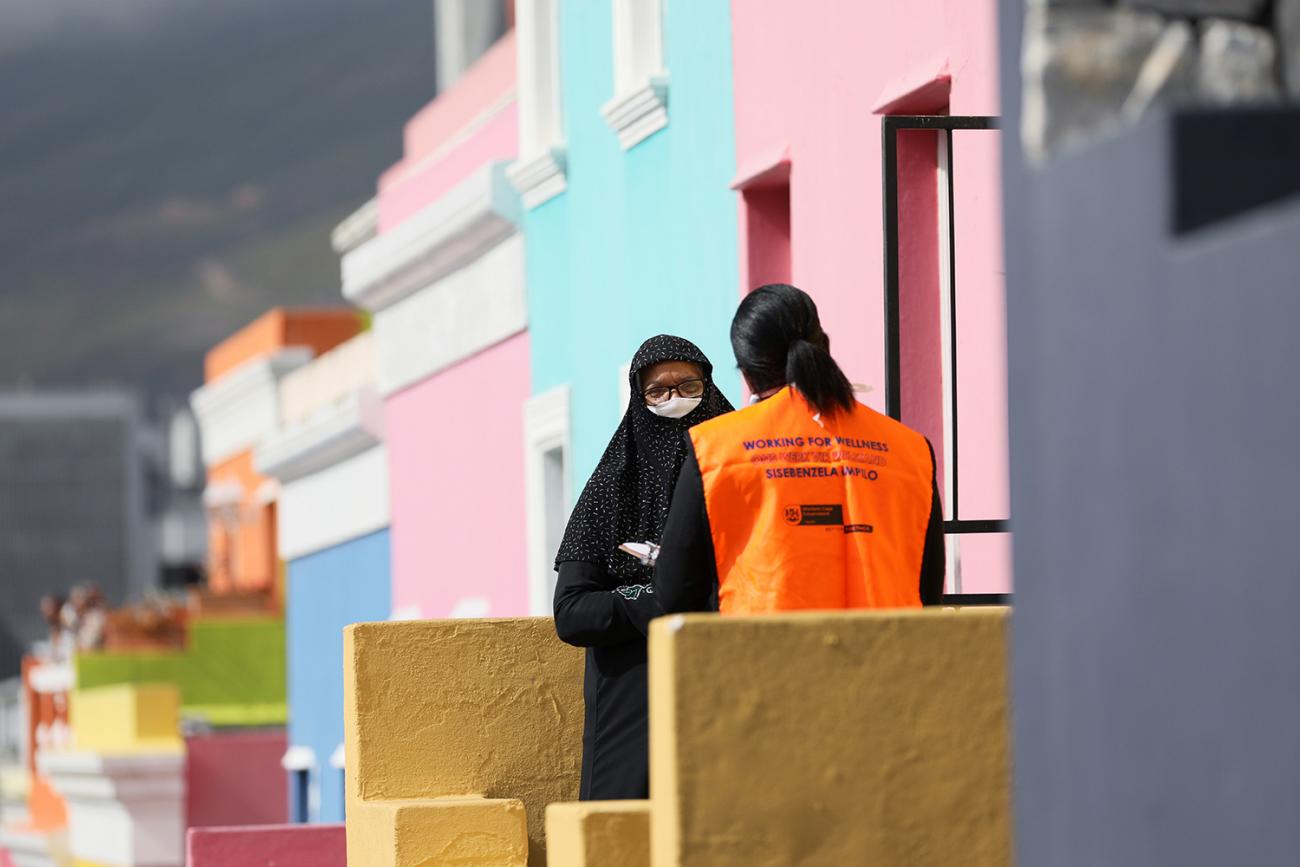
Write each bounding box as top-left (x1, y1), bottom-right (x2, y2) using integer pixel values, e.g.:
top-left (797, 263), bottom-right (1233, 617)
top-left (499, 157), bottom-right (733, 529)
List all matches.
top-left (655, 438), bottom-right (947, 613)
top-left (553, 563), bottom-right (663, 799)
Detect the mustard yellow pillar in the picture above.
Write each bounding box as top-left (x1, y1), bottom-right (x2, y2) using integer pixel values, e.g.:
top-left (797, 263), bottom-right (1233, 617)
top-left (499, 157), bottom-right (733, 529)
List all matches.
top-left (343, 618), bottom-right (585, 865)
top-left (546, 801), bottom-right (650, 867)
top-left (649, 609), bottom-right (1013, 866)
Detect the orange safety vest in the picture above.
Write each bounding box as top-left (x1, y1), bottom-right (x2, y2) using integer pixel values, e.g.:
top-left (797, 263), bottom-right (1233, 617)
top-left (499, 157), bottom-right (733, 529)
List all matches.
top-left (689, 386), bottom-right (935, 613)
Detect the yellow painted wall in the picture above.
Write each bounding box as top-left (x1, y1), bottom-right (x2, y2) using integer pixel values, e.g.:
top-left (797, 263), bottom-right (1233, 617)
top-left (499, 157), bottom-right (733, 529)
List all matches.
top-left (344, 618), bottom-right (585, 865)
top-left (346, 797), bottom-right (528, 867)
top-left (649, 609), bottom-right (1013, 867)
top-left (546, 801), bottom-right (650, 867)
top-left (69, 684), bottom-right (182, 754)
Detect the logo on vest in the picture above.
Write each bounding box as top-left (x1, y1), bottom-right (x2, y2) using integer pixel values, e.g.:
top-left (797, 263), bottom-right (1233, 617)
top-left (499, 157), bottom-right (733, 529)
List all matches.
top-left (784, 504), bottom-right (843, 526)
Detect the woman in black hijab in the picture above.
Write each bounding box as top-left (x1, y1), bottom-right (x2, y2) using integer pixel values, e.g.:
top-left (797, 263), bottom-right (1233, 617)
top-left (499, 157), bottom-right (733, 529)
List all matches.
top-left (553, 335), bottom-right (734, 799)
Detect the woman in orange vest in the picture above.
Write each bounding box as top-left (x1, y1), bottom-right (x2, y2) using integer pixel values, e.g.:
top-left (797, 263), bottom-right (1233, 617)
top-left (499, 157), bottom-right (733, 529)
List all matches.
top-left (655, 284), bottom-right (944, 613)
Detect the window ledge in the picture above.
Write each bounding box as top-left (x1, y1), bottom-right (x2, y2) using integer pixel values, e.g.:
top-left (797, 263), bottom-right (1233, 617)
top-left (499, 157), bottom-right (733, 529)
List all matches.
top-left (506, 147), bottom-right (568, 209)
top-left (601, 74), bottom-right (669, 150)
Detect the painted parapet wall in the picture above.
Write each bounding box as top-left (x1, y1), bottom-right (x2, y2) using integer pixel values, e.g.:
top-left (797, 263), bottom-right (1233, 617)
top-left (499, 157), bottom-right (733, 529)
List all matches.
top-left (730, 0), bottom-right (1009, 592)
top-left (76, 617), bottom-right (286, 727)
top-left (285, 529), bottom-right (391, 823)
top-left (68, 684), bottom-right (180, 754)
top-left (648, 609), bottom-right (1012, 866)
top-left (997, 0), bottom-right (1300, 846)
top-left (186, 823), bottom-right (345, 867)
top-left (185, 730), bottom-right (287, 829)
top-left (343, 618), bottom-right (584, 865)
top-left (545, 801), bottom-right (649, 867)
top-left (522, 0), bottom-right (742, 486)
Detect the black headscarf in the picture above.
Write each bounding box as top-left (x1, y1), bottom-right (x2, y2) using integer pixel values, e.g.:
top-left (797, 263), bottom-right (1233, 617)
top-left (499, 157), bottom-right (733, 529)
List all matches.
top-left (554, 335), bottom-right (734, 585)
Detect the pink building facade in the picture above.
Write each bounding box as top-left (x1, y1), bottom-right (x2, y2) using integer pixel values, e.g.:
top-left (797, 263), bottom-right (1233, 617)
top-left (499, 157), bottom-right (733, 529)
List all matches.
top-left (730, 0), bottom-right (1011, 592)
top-left (340, 28), bottom-right (532, 620)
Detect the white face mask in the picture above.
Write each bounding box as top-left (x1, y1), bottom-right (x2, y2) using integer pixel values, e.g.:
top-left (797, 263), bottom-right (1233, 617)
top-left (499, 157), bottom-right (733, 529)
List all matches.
top-left (648, 396), bottom-right (702, 419)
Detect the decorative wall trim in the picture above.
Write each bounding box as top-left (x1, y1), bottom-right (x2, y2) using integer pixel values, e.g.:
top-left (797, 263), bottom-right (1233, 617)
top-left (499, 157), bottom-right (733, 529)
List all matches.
top-left (278, 332), bottom-right (377, 429)
top-left (190, 348), bottom-right (314, 468)
top-left (510, 0), bottom-right (567, 209)
top-left (254, 389), bottom-right (385, 485)
top-left (506, 148), bottom-right (568, 208)
top-left (603, 0), bottom-right (668, 149)
top-left (281, 745), bottom-right (316, 772)
top-left (330, 198), bottom-right (379, 255)
top-left (39, 751), bottom-right (185, 867)
top-left (601, 75), bottom-right (669, 149)
top-left (731, 144), bottom-right (792, 190)
top-left (274, 445), bottom-right (390, 562)
top-left (341, 162), bottom-right (521, 313)
top-left (372, 233), bottom-right (527, 397)
top-left (523, 386), bottom-right (572, 616)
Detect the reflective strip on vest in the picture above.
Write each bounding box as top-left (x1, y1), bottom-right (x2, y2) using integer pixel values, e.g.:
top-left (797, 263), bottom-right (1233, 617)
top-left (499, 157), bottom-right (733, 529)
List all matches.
top-left (689, 387), bottom-right (933, 613)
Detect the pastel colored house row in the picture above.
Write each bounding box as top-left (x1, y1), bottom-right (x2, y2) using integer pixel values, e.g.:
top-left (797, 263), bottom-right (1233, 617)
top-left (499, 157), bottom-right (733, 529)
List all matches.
top-left (508, 0), bottom-right (1009, 599)
top-left (171, 2), bottom-right (1015, 860)
top-left (253, 328), bottom-right (392, 823)
top-left (244, 0), bottom-right (526, 826)
top-left (0, 616), bottom-right (290, 867)
top-left (510, 0), bottom-right (744, 611)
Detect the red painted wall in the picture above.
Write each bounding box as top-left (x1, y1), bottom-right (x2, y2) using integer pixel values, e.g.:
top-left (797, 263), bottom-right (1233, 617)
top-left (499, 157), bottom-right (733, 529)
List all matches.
top-left (185, 730), bottom-right (288, 828)
top-left (187, 824), bottom-right (345, 867)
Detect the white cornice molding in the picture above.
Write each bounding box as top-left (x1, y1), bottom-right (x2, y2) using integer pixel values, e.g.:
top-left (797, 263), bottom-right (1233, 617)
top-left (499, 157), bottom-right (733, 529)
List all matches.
top-left (331, 197), bottom-right (379, 254)
top-left (341, 161), bottom-right (521, 313)
top-left (275, 444), bottom-right (389, 561)
top-left (601, 74), bottom-right (669, 150)
top-left (39, 752), bottom-right (185, 801)
top-left (523, 386), bottom-right (572, 617)
top-left (373, 233), bottom-right (526, 396)
top-left (253, 387), bottom-right (385, 484)
top-left (506, 147), bottom-right (568, 209)
top-left (189, 348), bottom-right (314, 467)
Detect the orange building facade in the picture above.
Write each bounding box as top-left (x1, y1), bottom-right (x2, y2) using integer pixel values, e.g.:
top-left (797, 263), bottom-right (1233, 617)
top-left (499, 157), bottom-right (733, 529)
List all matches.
top-left (191, 308), bottom-right (363, 601)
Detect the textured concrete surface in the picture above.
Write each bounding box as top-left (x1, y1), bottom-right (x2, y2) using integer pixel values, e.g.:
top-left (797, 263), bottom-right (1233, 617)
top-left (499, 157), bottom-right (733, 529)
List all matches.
top-left (69, 684), bottom-right (181, 754)
top-left (649, 609), bottom-right (1011, 867)
top-left (187, 823), bottom-right (345, 867)
top-left (348, 797), bottom-right (527, 867)
top-left (545, 801), bottom-right (649, 867)
top-left (344, 618), bottom-right (584, 865)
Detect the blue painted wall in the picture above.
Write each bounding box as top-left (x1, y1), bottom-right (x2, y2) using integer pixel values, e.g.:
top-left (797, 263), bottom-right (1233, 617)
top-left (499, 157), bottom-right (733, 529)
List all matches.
top-left (524, 0), bottom-right (741, 484)
top-left (286, 528), bottom-right (391, 823)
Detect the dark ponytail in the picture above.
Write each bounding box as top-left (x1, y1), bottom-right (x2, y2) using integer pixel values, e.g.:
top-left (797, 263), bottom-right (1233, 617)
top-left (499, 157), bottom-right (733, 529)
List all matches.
top-left (731, 284), bottom-right (855, 416)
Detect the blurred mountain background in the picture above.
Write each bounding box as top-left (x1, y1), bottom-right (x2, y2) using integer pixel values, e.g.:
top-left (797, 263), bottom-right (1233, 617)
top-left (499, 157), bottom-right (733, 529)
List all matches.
top-left (0, 0), bottom-right (434, 403)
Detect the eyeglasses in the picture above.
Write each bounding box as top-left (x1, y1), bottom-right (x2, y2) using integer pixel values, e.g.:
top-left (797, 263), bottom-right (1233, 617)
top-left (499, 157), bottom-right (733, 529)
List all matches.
top-left (643, 378), bottom-right (706, 406)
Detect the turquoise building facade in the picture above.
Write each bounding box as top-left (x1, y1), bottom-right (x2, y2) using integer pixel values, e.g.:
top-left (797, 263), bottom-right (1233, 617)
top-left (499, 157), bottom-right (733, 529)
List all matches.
top-left (521, 0), bottom-right (741, 484)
